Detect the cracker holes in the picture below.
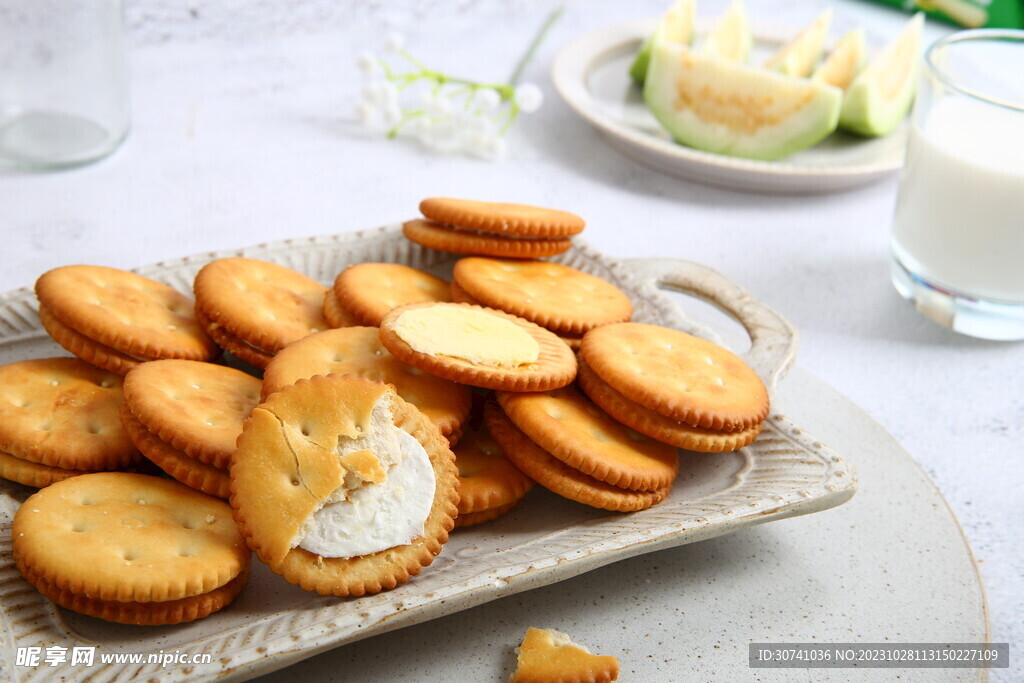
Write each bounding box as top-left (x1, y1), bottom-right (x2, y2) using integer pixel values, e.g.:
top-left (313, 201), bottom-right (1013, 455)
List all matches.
top-left (290, 477), bottom-right (301, 487)
top-left (97, 379), bottom-right (114, 389)
top-left (10, 398), bottom-right (31, 408)
top-left (166, 324), bottom-right (178, 331)
top-left (122, 550), bottom-right (139, 561)
top-left (178, 548), bottom-right (195, 558)
top-left (299, 424), bottom-right (312, 436)
top-left (49, 379), bottom-right (61, 387)
top-left (180, 519), bottom-right (198, 530)
top-left (86, 423), bottom-right (103, 435)
top-left (71, 522), bottom-right (89, 533)
top-left (38, 422), bottom-right (54, 432)
top-left (78, 498), bottom-right (96, 506)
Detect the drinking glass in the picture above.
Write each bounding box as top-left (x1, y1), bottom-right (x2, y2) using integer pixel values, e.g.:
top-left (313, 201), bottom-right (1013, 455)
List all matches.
top-left (890, 30), bottom-right (1024, 340)
top-left (0, 0), bottom-right (129, 170)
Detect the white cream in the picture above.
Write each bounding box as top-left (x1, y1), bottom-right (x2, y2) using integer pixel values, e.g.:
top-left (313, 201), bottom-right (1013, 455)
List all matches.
top-left (298, 427), bottom-right (435, 558)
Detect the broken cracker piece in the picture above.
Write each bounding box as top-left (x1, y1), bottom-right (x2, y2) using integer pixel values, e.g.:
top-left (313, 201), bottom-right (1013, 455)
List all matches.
top-left (511, 627), bottom-right (619, 683)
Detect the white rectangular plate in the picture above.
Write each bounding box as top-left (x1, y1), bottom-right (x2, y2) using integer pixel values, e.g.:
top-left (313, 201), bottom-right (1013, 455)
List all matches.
top-left (0, 227), bottom-right (855, 681)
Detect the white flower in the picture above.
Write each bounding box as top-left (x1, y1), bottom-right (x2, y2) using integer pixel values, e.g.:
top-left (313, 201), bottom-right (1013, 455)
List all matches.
top-left (469, 133), bottom-right (507, 161)
top-left (459, 112), bottom-right (495, 136)
top-left (362, 82), bottom-right (386, 105)
top-left (474, 88), bottom-right (502, 113)
top-left (356, 51), bottom-right (377, 75)
top-left (407, 118), bottom-right (432, 144)
top-left (382, 104), bottom-right (402, 127)
top-left (356, 101), bottom-right (376, 125)
top-left (425, 94), bottom-right (452, 117)
top-left (513, 83), bottom-right (543, 113)
top-left (385, 32), bottom-right (405, 52)
top-left (379, 82), bottom-right (400, 109)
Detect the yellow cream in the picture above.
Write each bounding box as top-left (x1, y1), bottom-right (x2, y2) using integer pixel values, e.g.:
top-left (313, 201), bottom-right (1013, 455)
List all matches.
top-left (394, 305), bottom-right (539, 367)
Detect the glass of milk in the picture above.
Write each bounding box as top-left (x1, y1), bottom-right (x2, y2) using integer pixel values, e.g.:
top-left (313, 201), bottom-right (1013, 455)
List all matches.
top-left (891, 30), bottom-right (1024, 340)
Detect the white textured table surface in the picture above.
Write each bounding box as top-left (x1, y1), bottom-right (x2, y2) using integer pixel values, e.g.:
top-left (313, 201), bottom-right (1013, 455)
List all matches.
top-left (1, 0), bottom-right (1019, 680)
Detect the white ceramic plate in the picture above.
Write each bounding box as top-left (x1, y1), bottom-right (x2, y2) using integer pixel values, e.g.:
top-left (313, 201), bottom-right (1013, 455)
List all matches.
top-left (0, 228), bottom-right (856, 681)
top-left (550, 19), bottom-right (908, 194)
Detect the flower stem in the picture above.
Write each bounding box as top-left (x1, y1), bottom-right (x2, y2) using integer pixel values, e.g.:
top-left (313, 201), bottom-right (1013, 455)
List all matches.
top-left (508, 4), bottom-right (565, 86)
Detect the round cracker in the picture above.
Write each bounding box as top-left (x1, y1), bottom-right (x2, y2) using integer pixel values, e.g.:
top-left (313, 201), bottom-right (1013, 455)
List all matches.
top-left (230, 375), bottom-right (459, 597)
top-left (123, 360), bottom-right (261, 469)
top-left (497, 387), bottom-right (678, 492)
top-left (577, 361), bottom-right (761, 452)
top-left (379, 302), bottom-right (577, 392)
top-left (454, 502), bottom-right (518, 528)
top-left (453, 426), bottom-right (533, 514)
top-left (193, 257), bottom-right (328, 355)
top-left (12, 472), bottom-right (250, 603)
top-left (195, 308), bottom-right (274, 369)
top-left (19, 564), bottom-right (250, 626)
top-left (403, 219), bottom-right (571, 258)
top-left (450, 279), bottom-right (481, 304)
top-left (120, 403), bottom-right (231, 499)
top-left (334, 263), bottom-right (451, 327)
top-left (323, 290), bottom-right (360, 328)
top-left (0, 358), bottom-right (138, 470)
top-left (484, 403), bottom-right (670, 512)
top-left (35, 265), bottom-right (216, 361)
top-left (453, 258), bottom-right (632, 335)
top-left (0, 450), bottom-right (95, 488)
top-left (261, 327), bottom-right (471, 437)
top-left (39, 305), bottom-right (143, 376)
top-left (451, 281), bottom-right (582, 350)
top-left (419, 198), bottom-right (585, 238)
top-left (580, 323), bottom-right (770, 432)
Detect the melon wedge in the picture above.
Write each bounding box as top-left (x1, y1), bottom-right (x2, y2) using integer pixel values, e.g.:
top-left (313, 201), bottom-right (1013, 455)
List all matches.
top-left (644, 40), bottom-right (842, 160)
top-left (765, 9), bottom-right (833, 77)
top-left (839, 13), bottom-right (924, 137)
top-left (629, 0), bottom-right (696, 85)
top-left (813, 28), bottom-right (867, 90)
top-left (699, 0), bottom-right (753, 63)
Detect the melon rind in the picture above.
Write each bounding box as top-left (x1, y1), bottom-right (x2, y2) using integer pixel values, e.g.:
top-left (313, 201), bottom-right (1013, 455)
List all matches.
top-left (839, 14), bottom-right (924, 137)
top-left (629, 0), bottom-right (696, 85)
top-left (644, 41), bottom-right (843, 161)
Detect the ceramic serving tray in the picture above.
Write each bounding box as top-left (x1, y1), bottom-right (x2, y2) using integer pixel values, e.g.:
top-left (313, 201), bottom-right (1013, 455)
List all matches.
top-left (0, 226), bottom-right (856, 681)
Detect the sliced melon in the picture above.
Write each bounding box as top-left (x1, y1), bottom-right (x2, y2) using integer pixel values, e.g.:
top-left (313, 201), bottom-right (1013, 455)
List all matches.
top-left (812, 28), bottom-right (867, 90)
top-left (629, 0), bottom-right (696, 85)
top-left (764, 9), bottom-right (833, 77)
top-left (839, 13), bottom-right (924, 137)
top-left (699, 0), bottom-right (753, 63)
top-left (644, 40), bottom-right (842, 160)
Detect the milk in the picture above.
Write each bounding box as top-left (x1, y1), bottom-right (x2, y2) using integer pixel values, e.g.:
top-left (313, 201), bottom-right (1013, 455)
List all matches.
top-left (892, 96), bottom-right (1024, 303)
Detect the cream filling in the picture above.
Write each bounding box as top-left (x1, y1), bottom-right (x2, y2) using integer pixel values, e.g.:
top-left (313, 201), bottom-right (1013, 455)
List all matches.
top-left (297, 426), bottom-right (435, 559)
top-left (393, 304), bottom-right (540, 368)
